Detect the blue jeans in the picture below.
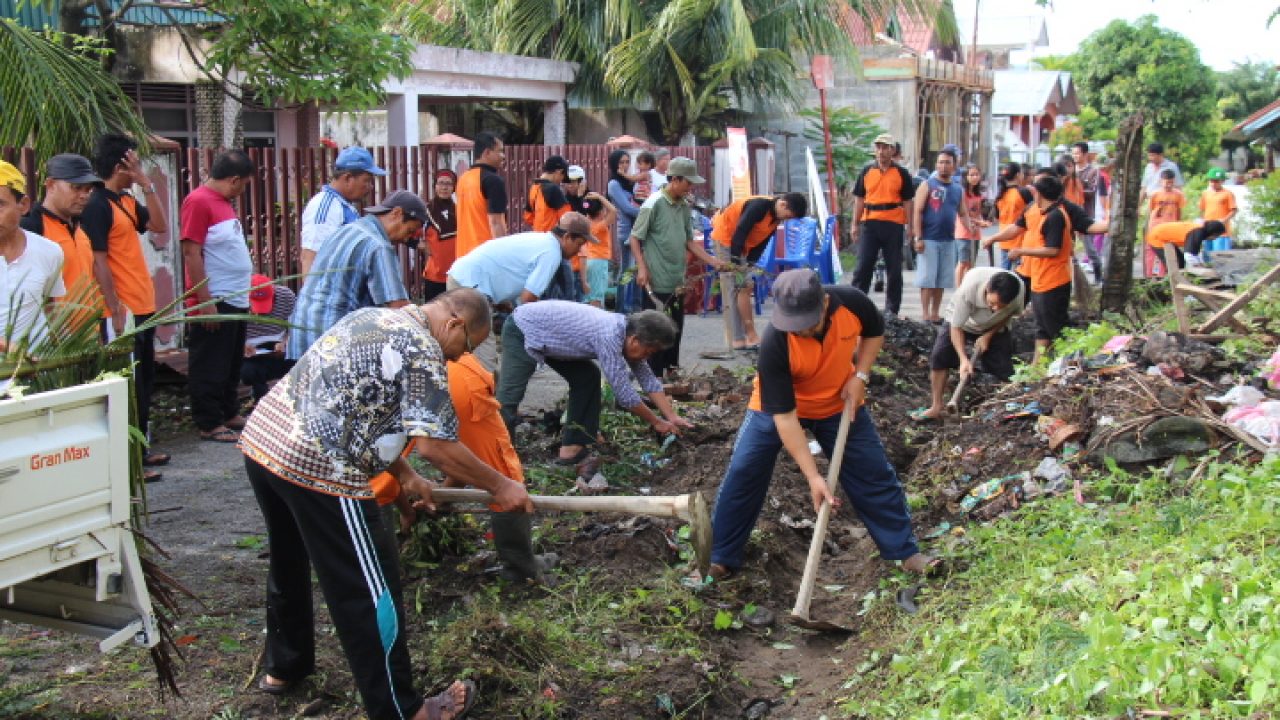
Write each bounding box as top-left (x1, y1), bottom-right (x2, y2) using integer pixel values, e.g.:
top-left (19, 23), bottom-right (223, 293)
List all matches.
top-left (710, 408), bottom-right (919, 570)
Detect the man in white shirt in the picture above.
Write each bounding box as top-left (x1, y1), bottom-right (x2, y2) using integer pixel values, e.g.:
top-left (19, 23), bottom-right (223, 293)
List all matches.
top-left (0, 161), bottom-right (65, 354)
top-left (299, 146), bottom-right (386, 277)
top-left (1138, 142), bottom-right (1184, 206)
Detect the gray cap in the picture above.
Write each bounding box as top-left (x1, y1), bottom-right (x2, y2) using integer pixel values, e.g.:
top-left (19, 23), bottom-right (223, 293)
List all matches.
top-left (365, 190), bottom-right (428, 223)
top-left (46, 154), bottom-right (102, 185)
top-left (556, 211), bottom-right (595, 240)
top-left (666, 157), bottom-right (705, 184)
top-left (770, 269), bottom-right (825, 332)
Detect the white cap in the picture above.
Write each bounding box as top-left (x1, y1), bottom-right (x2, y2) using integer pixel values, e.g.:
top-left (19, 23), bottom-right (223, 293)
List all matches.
top-left (567, 165), bottom-right (586, 181)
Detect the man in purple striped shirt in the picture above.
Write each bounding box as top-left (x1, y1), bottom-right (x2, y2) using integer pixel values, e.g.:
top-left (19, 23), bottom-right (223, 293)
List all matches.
top-left (497, 302), bottom-right (693, 464)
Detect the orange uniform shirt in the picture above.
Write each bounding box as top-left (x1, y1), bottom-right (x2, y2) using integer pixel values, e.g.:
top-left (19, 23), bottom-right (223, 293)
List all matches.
top-left (1148, 189), bottom-right (1185, 226)
top-left (748, 304), bottom-right (863, 420)
top-left (20, 207), bottom-right (104, 322)
top-left (1062, 176), bottom-right (1084, 207)
top-left (996, 187), bottom-right (1030, 250)
top-left (97, 194), bottom-right (157, 315)
top-left (853, 163), bottom-right (914, 225)
top-left (523, 181), bottom-right (569, 232)
top-left (1198, 188), bottom-right (1236, 233)
top-left (1018, 204), bottom-right (1074, 293)
top-left (1147, 221), bottom-right (1197, 249)
top-left (455, 164), bottom-right (506, 258)
top-left (711, 197), bottom-right (779, 254)
top-left (370, 353), bottom-right (524, 506)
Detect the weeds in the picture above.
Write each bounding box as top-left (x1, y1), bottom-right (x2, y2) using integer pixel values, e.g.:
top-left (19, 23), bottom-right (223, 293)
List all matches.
top-left (839, 456), bottom-right (1280, 718)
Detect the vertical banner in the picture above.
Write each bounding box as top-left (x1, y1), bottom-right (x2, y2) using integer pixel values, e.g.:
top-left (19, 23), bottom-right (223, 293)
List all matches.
top-left (727, 127), bottom-right (751, 201)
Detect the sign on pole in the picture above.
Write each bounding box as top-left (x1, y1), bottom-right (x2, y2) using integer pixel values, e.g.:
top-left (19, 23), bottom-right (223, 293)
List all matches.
top-left (727, 127), bottom-right (751, 201)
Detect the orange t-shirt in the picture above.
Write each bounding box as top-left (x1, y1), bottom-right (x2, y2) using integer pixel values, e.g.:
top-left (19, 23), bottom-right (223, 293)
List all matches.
top-left (523, 181), bottom-right (569, 232)
top-left (1148, 189), bottom-right (1185, 226)
top-left (422, 226), bottom-right (457, 283)
top-left (1198, 188), bottom-right (1236, 233)
top-left (583, 219), bottom-right (612, 261)
top-left (711, 197), bottom-right (779, 253)
top-left (455, 164), bottom-right (504, 258)
top-left (98, 194), bottom-right (157, 315)
top-left (1018, 204), bottom-right (1074, 293)
top-left (854, 163), bottom-right (913, 224)
top-left (1062, 176), bottom-right (1084, 207)
top-left (748, 303), bottom-right (863, 420)
top-left (23, 208), bottom-right (104, 322)
top-left (1148, 221), bottom-right (1197, 249)
top-left (996, 187), bottom-right (1029, 250)
top-left (370, 354), bottom-right (524, 507)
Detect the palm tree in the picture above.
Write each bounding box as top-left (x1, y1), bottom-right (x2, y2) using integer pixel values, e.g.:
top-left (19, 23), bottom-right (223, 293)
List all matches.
top-left (400, 0), bottom-right (957, 144)
top-left (0, 19), bottom-right (151, 171)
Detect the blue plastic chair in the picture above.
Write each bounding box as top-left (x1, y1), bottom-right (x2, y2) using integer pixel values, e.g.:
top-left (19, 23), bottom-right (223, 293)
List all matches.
top-left (754, 217), bottom-right (822, 312)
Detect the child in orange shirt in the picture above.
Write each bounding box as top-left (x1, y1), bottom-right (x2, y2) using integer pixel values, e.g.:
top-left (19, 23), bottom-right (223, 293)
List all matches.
top-left (1147, 170), bottom-right (1185, 227)
top-left (1196, 167), bottom-right (1237, 262)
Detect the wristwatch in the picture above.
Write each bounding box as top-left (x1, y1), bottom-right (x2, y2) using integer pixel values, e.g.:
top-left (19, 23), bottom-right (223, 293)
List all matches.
top-left (854, 370), bottom-right (871, 385)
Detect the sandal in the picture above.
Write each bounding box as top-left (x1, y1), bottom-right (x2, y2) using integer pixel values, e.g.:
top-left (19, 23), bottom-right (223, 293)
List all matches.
top-left (143, 450), bottom-right (170, 467)
top-left (552, 447), bottom-right (589, 466)
top-left (901, 553), bottom-right (942, 576)
top-left (200, 427), bottom-right (239, 443)
top-left (258, 675), bottom-right (296, 696)
top-left (223, 416), bottom-right (247, 430)
top-left (423, 679), bottom-right (476, 720)
top-left (908, 408), bottom-right (942, 424)
top-left (143, 469), bottom-right (163, 484)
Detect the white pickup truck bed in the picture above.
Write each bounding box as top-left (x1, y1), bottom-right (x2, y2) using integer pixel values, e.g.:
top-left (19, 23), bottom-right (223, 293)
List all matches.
top-left (0, 377), bottom-right (158, 652)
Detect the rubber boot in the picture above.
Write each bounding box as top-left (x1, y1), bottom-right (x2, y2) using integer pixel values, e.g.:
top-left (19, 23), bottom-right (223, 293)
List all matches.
top-left (490, 512), bottom-right (553, 583)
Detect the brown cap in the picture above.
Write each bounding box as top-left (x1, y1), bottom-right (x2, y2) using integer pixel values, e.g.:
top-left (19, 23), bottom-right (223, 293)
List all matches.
top-left (770, 269), bottom-right (825, 332)
top-left (556, 211), bottom-right (594, 240)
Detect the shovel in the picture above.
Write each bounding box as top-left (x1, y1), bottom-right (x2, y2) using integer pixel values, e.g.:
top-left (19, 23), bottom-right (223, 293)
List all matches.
top-left (788, 407), bottom-right (854, 633)
top-left (945, 347), bottom-right (983, 415)
top-left (430, 488), bottom-right (713, 575)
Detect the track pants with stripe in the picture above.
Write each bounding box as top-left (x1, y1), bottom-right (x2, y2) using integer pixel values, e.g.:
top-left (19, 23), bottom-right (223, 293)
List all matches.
top-left (245, 457), bottom-right (424, 720)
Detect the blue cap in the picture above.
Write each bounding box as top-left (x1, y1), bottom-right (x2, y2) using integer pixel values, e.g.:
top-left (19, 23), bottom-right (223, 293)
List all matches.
top-left (940, 143), bottom-right (962, 160)
top-left (334, 146), bottom-right (387, 176)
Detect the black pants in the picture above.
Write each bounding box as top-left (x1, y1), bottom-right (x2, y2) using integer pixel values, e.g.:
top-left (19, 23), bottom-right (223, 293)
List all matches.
top-left (245, 458), bottom-right (424, 720)
top-left (851, 220), bottom-right (905, 315)
top-left (1031, 283), bottom-right (1073, 342)
top-left (187, 302), bottom-right (247, 431)
top-left (497, 319), bottom-right (602, 448)
top-left (133, 314), bottom-right (156, 437)
top-left (928, 322), bottom-right (1015, 380)
top-left (641, 289), bottom-right (684, 378)
top-left (241, 355), bottom-right (295, 400)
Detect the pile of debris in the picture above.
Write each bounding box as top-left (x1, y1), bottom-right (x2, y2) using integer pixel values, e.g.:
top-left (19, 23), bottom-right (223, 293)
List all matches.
top-left (909, 330), bottom-right (1280, 528)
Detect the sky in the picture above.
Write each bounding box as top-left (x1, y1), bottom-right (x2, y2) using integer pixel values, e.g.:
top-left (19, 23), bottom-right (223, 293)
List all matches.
top-left (951, 0), bottom-right (1280, 71)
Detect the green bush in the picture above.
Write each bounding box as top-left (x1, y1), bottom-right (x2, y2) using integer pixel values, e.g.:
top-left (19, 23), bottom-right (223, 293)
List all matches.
top-left (1244, 173), bottom-right (1280, 245)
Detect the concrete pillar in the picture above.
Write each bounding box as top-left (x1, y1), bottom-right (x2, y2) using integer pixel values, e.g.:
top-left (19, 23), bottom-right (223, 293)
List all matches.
top-left (387, 92), bottom-right (420, 146)
top-left (543, 100), bottom-right (566, 145)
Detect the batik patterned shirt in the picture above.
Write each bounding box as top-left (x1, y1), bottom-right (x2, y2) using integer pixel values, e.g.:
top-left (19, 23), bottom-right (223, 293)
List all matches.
top-left (240, 305), bottom-right (457, 498)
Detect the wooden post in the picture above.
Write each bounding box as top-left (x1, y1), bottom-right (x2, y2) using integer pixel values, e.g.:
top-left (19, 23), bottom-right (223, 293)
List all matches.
top-left (1164, 243), bottom-right (1190, 334)
top-left (1101, 114), bottom-right (1144, 313)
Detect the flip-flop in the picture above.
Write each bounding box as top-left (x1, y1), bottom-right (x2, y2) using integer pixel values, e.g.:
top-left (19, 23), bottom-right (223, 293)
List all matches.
top-left (200, 427), bottom-right (239, 443)
top-left (143, 469), bottom-right (163, 484)
top-left (143, 450), bottom-right (170, 467)
top-left (901, 553), bottom-right (942, 576)
top-left (223, 416), bottom-right (247, 430)
top-left (423, 679), bottom-right (476, 720)
top-left (908, 408), bottom-right (942, 424)
top-left (257, 675), bottom-right (296, 696)
top-left (552, 447), bottom-right (589, 466)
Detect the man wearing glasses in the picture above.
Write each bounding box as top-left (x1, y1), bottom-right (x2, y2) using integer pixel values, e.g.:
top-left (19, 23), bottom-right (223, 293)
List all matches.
top-left (239, 287), bottom-right (532, 718)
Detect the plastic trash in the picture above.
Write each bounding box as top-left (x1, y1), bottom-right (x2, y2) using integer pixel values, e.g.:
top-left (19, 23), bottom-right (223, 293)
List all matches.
top-left (959, 473), bottom-right (1028, 513)
top-left (1102, 335), bottom-right (1133, 354)
top-left (1222, 401), bottom-right (1280, 448)
top-left (1033, 457), bottom-right (1071, 494)
top-left (1207, 385), bottom-right (1265, 409)
top-left (1264, 347), bottom-right (1280, 389)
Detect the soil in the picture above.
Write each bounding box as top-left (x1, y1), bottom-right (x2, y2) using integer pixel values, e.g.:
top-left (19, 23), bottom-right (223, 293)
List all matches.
top-left (7, 311), bottom-right (1258, 719)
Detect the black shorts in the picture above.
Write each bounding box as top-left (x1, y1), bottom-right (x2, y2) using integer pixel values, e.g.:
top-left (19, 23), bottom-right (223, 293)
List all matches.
top-left (928, 322), bottom-right (1015, 380)
top-left (1030, 282), bottom-right (1072, 342)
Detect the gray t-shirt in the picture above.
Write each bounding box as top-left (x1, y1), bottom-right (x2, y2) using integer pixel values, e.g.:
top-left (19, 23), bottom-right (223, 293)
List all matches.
top-left (947, 267), bottom-right (1025, 334)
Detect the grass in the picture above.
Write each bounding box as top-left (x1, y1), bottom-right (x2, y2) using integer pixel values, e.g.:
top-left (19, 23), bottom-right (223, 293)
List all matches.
top-left (838, 455), bottom-right (1280, 719)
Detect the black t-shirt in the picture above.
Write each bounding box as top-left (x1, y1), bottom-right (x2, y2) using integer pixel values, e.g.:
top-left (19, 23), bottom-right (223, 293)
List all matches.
top-left (80, 187), bottom-right (150, 252)
top-left (1016, 200), bottom-right (1093, 249)
top-left (476, 163), bottom-right (507, 214)
top-left (757, 286), bottom-right (883, 415)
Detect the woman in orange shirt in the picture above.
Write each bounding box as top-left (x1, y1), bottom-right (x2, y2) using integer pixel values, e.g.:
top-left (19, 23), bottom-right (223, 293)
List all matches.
top-left (564, 165), bottom-right (617, 307)
top-left (421, 170), bottom-right (457, 301)
top-left (990, 162), bottom-right (1032, 271)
